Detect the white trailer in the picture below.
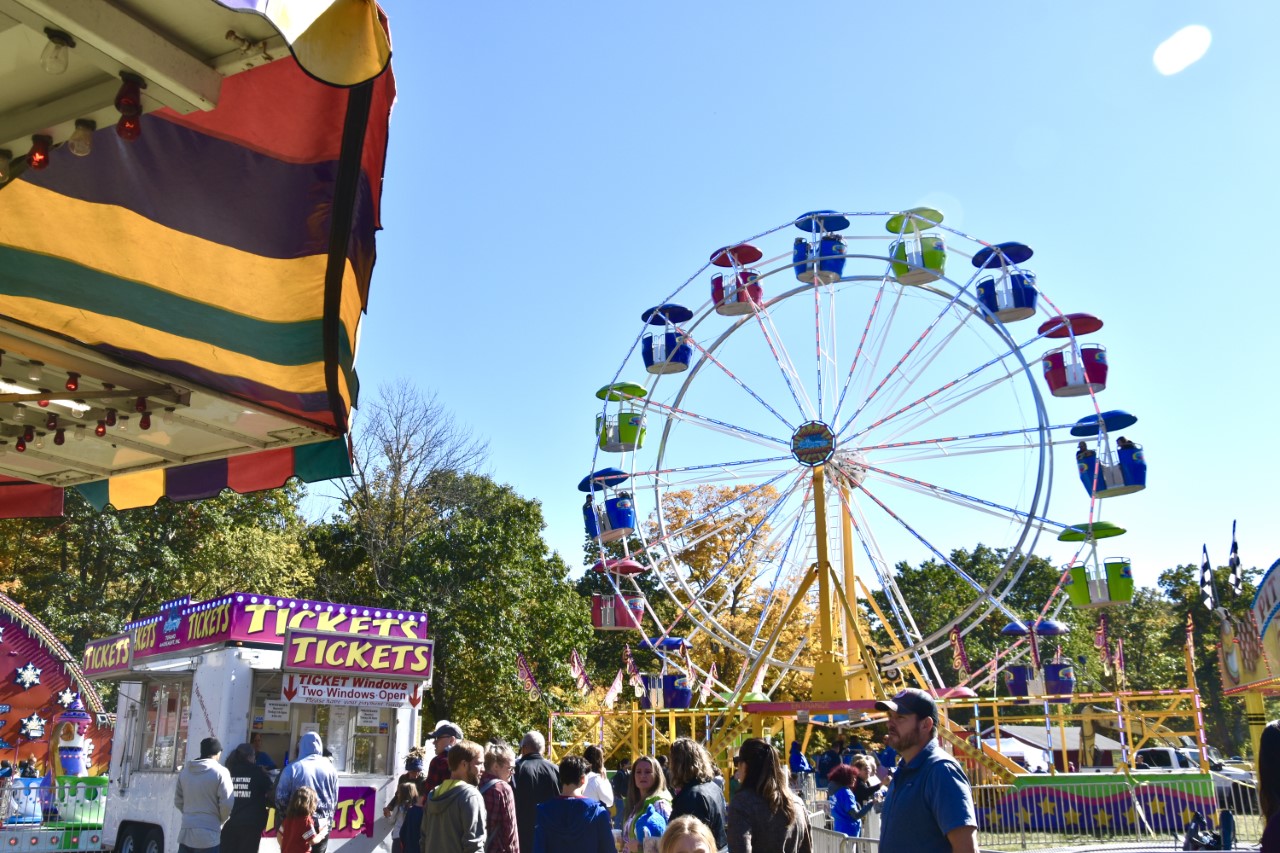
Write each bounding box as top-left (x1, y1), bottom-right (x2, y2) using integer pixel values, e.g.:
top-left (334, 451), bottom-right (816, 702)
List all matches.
top-left (82, 595), bottom-right (431, 853)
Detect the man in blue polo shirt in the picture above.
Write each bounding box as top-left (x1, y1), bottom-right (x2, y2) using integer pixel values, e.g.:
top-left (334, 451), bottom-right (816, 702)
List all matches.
top-left (875, 688), bottom-right (977, 853)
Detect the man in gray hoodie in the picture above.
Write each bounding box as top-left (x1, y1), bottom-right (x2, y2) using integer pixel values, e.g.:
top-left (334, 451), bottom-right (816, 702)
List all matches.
top-left (421, 740), bottom-right (486, 853)
top-left (174, 737), bottom-right (234, 853)
top-left (275, 732), bottom-right (339, 853)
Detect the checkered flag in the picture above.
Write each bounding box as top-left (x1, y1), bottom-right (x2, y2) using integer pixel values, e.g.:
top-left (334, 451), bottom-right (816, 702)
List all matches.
top-left (1200, 545), bottom-right (1217, 612)
top-left (1229, 521), bottom-right (1243, 597)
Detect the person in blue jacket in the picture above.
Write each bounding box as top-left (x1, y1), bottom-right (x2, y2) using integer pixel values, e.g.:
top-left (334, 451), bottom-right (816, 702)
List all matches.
top-left (274, 733), bottom-right (338, 853)
top-left (533, 755), bottom-right (614, 853)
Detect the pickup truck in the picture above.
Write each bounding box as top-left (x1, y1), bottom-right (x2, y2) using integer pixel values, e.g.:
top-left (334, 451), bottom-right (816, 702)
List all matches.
top-left (1134, 747), bottom-right (1256, 811)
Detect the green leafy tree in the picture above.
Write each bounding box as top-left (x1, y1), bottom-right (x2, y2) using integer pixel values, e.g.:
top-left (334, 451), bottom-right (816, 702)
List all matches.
top-left (0, 484), bottom-right (317, 653)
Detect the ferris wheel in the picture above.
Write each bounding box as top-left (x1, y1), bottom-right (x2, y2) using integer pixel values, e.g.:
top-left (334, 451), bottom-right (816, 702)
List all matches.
top-left (581, 208), bottom-right (1147, 704)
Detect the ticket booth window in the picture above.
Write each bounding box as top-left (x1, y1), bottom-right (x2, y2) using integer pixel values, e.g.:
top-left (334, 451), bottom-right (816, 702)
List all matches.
top-left (139, 679), bottom-right (191, 772)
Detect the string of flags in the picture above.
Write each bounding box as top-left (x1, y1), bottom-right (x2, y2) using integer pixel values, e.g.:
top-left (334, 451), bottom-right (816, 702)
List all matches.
top-left (949, 625), bottom-right (971, 677)
top-left (516, 645), bottom-right (723, 707)
top-left (516, 652), bottom-right (541, 702)
top-left (570, 648), bottom-right (593, 695)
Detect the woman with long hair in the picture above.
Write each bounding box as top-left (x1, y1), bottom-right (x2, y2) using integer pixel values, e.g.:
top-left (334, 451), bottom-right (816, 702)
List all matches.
top-left (582, 744), bottom-right (615, 810)
top-left (668, 738), bottom-right (727, 851)
top-left (623, 755), bottom-right (672, 852)
top-left (727, 739), bottom-right (811, 853)
top-left (1260, 721), bottom-right (1280, 852)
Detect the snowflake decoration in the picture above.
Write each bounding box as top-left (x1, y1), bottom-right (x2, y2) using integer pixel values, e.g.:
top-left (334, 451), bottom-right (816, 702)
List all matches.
top-left (20, 714), bottom-right (44, 739)
top-left (14, 663), bottom-right (41, 689)
top-left (56, 688), bottom-right (76, 708)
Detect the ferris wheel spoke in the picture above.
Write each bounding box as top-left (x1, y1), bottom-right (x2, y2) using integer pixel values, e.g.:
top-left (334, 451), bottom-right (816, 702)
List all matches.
top-left (836, 286), bottom-right (971, 439)
top-left (854, 461), bottom-right (1071, 532)
top-left (641, 397), bottom-right (788, 448)
top-left (633, 455), bottom-right (794, 480)
top-left (749, 305), bottom-right (815, 419)
top-left (741, 500), bottom-right (811, 659)
top-left (857, 423), bottom-right (1079, 456)
top-left (670, 322), bottom-right (796, 431)
top-left (829, 280), bottom-right (895, 429)
top-left (846, 330), bottom-right (1037, 444)
top-left (857, 481), bottom-right (1022, 622)
top-left (658, 470), bottom-right (810, 646)
top-left (833, 486), bottom-right (943, 684)
top-left (644, 468), bottom-right (799, 552)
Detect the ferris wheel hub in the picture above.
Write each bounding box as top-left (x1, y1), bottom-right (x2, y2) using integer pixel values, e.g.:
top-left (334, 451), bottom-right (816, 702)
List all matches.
top-left (790, 420), bottom-right (835, 467)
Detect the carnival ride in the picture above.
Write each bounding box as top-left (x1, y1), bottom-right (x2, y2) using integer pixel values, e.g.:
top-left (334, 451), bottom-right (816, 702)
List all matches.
top-left (566, 208), bottom-right (1169, 768)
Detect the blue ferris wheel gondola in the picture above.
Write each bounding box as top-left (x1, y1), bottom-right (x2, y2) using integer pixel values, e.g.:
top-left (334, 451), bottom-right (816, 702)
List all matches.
top-left (579, 468), bottom-right (635, 543)
top-left (794, 210), bottom-right (851, 233)
top-left (972, 241), bottom-right (1034, 268)
top-left (641, 304), bottom-right (694, 375)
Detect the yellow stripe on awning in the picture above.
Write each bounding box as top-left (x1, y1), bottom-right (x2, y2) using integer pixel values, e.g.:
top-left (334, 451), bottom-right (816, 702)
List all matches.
top-left (2, 181), bottom-right (365, 342)
top-left (108, 469), bottom-right (166, 510)
top-left (3, 295), bottom-right (351, 399)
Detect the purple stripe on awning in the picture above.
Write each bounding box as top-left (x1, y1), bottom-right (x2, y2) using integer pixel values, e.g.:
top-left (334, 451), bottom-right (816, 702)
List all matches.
top-left (165, 458), bottom-right (230, 502)
top-left (20, 117), bottom-right (376, 276)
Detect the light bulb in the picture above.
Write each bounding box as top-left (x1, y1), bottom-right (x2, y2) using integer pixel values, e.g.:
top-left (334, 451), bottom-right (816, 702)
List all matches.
top-left (134, 396), bottom-right (147, 413)
top-left (22, 426), bottom-right (33, 442)
top-left (74, 426), bottom-right (84, 442)
top-left (139, 412), bottom-right (151, 430)
top-left (67, 120), bottom-right (95, 157)
top-left (162, 408), bottom-right (176, 424)
top-left (25, 361), bottom-right (43, 383)
top-left (54, 429), bottom-right (65, 446)
top-left (94, 421), bottom-right (106, 437)
top-left (115, 73), bottom-right (144, 116)
top-left (104, 408), bottom-right (116, 427)
top-left (117, 415), bottom-right (128, 431)
top-left (65, 373), bottom-right (79, 391)
top-left (0, 149), bottom-right (11, 184)
top-left (15, 437), bottom-right (25, 453)
top-left (27, 135), bottom-right (51, 170)
top-left (45, 413), bottom-right (57, 431)
top-left (34, 433), bottom-right (44, 450)
top-left (116, 115), bottom-right (141, 142)
top-left (71, 403), bottom-right (85, 419)
top-left (12, 405), bottom-right (25, 423)
top-left (40, 29), bottom-right (75, 75)
top-left (36, 391), bottom-right (50, 408)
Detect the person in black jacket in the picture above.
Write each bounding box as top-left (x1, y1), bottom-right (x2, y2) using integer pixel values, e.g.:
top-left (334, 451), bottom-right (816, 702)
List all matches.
top-left (514, 731), bottom-right (561, 853)
top-left (221, 742), bottom-right (273, 853)
top-left (610, 758), bottom-right (632, 829)
top-left (667, 738), bottom-right (728, 852)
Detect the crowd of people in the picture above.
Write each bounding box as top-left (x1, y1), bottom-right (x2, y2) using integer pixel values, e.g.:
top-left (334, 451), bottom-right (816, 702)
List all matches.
top-left (167, 687), bottom-right (979, 853)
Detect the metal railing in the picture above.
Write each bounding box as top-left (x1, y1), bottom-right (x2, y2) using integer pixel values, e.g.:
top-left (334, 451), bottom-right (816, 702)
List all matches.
top-left (0, 778), bottom-right (108, 828)
top-left (812, 824), bottom-right (878, 853)
top-left (971, 776), bottom-right (1261, 850)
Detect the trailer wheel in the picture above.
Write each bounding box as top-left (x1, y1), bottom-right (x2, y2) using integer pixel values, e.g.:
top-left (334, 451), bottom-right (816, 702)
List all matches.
top-left (142, 829), bottom-right (163, 853)
top-left (115, 826), bottom-right (142, 853)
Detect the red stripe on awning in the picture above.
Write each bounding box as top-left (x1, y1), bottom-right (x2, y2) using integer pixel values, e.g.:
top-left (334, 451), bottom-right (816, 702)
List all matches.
top-left (227, 447), bottom-right (296, 492)
top-left (0, 476), bottom-right (64, 517)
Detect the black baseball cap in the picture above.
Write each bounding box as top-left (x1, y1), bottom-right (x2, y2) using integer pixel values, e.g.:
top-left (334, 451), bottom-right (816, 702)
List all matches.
top-left (875, 688), bottom-right (938, 725)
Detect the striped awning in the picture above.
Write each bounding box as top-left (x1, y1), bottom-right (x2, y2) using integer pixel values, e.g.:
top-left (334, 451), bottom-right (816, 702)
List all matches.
top-left (0, 7), bottom-right (395, 515)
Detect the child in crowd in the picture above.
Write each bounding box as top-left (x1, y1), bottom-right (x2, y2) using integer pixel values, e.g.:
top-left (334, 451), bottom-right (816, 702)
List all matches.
top-left (278, 786), bottom-right (319, 853)
top-left (660, 815), bottom-right (717, 853)
top-left (388, 782), bottom-right (417, 853)
top-left (400, 786), bottom-right (423, 853)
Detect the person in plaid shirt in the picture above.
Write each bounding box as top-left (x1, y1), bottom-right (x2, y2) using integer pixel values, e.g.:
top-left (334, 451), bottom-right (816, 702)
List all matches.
top-left (479, 743), bottom-right (518, 853)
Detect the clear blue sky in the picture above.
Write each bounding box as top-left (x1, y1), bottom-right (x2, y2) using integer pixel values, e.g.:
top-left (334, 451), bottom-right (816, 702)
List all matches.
top-left (328, 1), bottom-right (1279, 599)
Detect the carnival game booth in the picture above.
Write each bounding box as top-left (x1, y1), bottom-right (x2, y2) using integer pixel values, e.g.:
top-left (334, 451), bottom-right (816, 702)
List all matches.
top-left (83, 594), bottom-right (431, 853)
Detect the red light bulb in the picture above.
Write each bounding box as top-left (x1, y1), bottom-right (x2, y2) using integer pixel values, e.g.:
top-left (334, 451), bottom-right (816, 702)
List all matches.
top-left (104, 408), bottom-right (117, 427)
top-left (139, 411), bottom-right (151, 430)
top-left (45, 413), bottom-right (57, 430)
top-left (115, 73), bottom-right (144, 116)
top-left (15, 437), bottom-right (25, 453)
top-left (95, 421), bottom-right (106, 437)
top-left (53, 429), bottom-right (65, 446)
top-left (135, 396), bottom-right (147, 413)
top-left (27, 135), bottom-right (51, 170)
top-left (37, 391), bottom-right (50, 407)
top-left (65, 373), bottom-right (79, 391)
top-left (22, 426), bottom-right (34, 442)
top-left (116, 114), bottom-right (141, 142)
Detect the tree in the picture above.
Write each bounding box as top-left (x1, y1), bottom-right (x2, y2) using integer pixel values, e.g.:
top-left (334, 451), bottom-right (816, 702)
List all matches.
top-left (0, 484), bottom-right (317, 653)
top-left (332, 385), bottom-right (488, 596)
top-left (313, 386), bottom-right (586, 741)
